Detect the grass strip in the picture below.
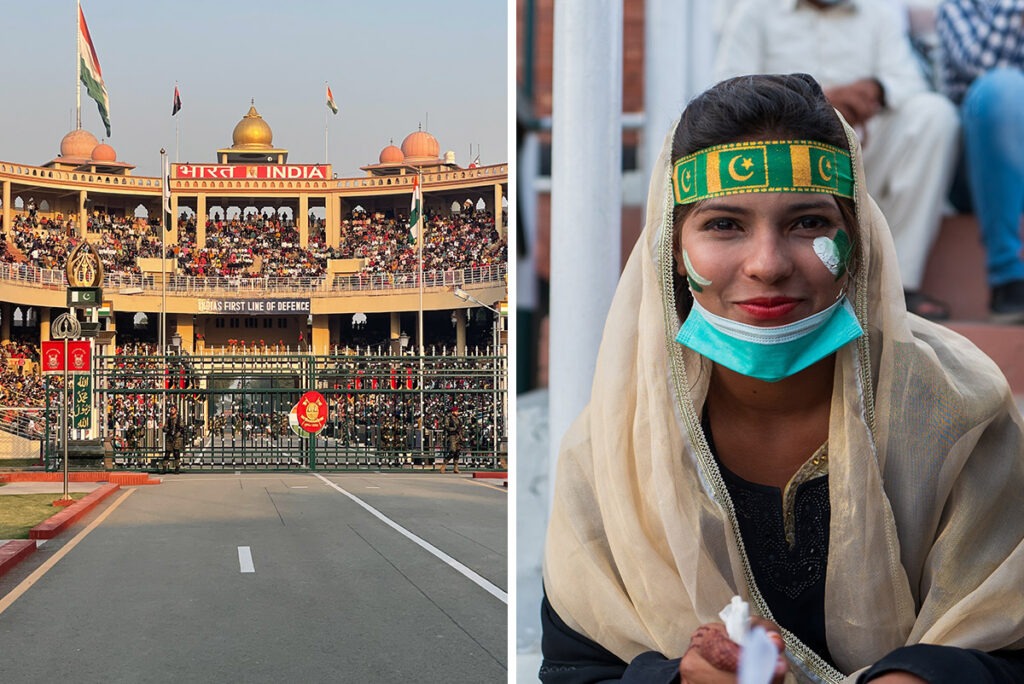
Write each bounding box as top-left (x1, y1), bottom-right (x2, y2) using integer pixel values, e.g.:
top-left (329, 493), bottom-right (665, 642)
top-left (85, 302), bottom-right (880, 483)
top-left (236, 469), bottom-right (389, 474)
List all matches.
top-left (0, 493), bottom-right (88, 539)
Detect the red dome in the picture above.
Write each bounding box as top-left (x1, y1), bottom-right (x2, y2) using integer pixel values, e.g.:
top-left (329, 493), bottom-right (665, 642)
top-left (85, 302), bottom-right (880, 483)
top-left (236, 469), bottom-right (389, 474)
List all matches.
top-left (92, 143), bottom-right (117, 162)
top-left (60, 129), bottom-right (99, 159)
top-left (379, 144), bottom-right (404, 164)
top-left (400, 130), bottom-right (440, 160)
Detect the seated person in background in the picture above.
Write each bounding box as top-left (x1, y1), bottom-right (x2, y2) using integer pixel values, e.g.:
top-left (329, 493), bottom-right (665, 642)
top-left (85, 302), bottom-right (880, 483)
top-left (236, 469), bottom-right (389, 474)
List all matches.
top-left (937, 0), bottom-right (1024, 321)
top-left (715, 0), bottom-right (959, 321)
top-left (541, 73), bottom-right (1024, 683)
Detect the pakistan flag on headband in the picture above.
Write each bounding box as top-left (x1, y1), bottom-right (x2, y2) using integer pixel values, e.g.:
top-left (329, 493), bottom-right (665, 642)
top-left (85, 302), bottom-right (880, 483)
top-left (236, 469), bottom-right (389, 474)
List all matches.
top-left (78, 4), bottom-right (110, 137)
top-left (674, 142), bottom-right (853, 204)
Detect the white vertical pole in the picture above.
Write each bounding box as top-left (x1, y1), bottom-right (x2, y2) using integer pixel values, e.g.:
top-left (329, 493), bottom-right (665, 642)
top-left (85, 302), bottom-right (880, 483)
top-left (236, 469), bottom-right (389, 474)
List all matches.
top-left (75, 0), bottom-right (81, 130)
top-left (548, 0), bottom-right (623, 506)
top-left (417, 175), bottom-right (425, 459)
top-left (642, 0), bottom-right (689, 198)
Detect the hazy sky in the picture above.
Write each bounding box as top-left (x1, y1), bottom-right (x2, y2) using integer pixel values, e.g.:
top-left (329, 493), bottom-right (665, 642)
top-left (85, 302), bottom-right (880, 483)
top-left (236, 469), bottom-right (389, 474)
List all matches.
top-left (1, 0), bottom-right (508, 178)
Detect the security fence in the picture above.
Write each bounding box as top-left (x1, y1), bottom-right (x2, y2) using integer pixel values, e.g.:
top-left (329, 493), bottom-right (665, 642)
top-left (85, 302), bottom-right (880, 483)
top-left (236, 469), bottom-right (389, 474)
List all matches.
top-left (43, 349), bottom-right (507, 472)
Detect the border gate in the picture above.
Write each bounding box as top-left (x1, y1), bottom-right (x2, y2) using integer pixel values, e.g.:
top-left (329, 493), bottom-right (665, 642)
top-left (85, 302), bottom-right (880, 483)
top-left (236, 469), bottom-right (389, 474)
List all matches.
top-left (44, 350), bottom-right (507, 472)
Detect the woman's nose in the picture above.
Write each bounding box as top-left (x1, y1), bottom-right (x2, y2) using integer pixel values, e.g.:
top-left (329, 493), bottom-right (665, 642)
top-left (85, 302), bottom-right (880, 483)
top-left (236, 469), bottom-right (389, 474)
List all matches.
top-left (742, 230), bottom-right (793, 283)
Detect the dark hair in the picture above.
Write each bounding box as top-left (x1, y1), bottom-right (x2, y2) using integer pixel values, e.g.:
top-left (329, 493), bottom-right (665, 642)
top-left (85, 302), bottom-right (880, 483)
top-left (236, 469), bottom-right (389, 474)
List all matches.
top-left (670, 74), bottom-right (858, 320)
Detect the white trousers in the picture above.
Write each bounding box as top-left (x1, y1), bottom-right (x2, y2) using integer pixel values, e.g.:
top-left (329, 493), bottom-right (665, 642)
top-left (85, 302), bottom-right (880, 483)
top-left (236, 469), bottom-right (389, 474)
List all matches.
top-left (861, 91), bottom-right (960, 291)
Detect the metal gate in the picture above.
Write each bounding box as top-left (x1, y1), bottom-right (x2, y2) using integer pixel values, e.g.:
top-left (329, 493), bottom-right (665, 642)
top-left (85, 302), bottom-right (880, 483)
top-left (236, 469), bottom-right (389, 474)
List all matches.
top-left (45, 350), bottom-right (507, 472)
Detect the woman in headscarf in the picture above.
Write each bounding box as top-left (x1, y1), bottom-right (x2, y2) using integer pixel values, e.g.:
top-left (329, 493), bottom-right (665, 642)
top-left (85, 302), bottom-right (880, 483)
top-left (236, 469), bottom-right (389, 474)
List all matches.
top-left (541, 74), bottom-right (1024, 683)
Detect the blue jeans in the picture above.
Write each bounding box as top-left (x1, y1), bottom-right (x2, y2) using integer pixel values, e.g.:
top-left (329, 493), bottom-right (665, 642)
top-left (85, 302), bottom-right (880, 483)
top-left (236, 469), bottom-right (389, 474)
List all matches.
top-left (962, 68), bottom-right (1024, 286)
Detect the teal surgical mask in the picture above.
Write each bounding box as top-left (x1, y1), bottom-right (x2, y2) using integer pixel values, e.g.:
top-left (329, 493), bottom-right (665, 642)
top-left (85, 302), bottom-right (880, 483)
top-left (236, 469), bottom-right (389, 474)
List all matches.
top-left (675, 295), bottom-right (863, 382)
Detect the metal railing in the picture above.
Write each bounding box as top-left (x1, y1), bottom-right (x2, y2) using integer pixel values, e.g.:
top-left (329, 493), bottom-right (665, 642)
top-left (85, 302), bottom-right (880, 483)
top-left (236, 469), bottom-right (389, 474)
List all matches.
top-left (44, 350), bottom-right (508, 473)
top-left (0, 260), bottom-right (507, 296)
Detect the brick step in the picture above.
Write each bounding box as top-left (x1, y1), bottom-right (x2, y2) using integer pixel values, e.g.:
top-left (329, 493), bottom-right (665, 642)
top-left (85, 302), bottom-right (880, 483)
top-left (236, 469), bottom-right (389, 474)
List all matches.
top-left (0, 540), bottom-right (36, 578)
top-left (921, 214), bottom-right (1024, 393)
top-left (0, 472), bottom-right (160, 485)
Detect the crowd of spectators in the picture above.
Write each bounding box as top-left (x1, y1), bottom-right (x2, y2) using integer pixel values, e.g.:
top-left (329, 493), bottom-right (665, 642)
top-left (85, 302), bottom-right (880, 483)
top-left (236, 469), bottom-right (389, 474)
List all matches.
top-left (337, 208), bottom-right (507, 279)
top-left (0, 341), bottom-right (44, 408)
top-left (0, 206), bottom-right (505, 285)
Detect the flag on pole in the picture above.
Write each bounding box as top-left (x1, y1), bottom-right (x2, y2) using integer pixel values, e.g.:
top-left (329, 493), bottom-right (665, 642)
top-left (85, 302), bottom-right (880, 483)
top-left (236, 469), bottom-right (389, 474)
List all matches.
top-left (163, 156), bottom-right (172, 224)
top-left (172, 85), bottom-right (182, 116)
top-left (408, 176), bottom-right (421, 244)
top-left (78, 4), bottom-right (111, 137)
top-left (326, 84), bottom-right (338, 115)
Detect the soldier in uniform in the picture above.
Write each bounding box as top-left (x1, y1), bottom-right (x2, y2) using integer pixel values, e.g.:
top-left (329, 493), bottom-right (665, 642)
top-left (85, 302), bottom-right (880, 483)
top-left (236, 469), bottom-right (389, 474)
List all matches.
top-left (440, 405), bottom-right (463, 474)
top-left (162, 404), bottom-right (184, 474)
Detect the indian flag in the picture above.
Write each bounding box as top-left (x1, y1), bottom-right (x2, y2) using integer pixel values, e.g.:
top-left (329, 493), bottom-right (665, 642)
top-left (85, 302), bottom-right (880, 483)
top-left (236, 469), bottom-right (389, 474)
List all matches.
top-left (326, 84), bottom-right (338, 115)
top-left (408, 176), bottom-right (421, 244)
top-left (78, 4), bottom-right (110, 137)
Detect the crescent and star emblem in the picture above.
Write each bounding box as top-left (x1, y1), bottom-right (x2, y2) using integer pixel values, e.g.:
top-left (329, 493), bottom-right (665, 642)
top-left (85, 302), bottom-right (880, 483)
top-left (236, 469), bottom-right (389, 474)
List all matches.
top-left (728, 155), bottom-right (755, 182)
top-left (680, 168), bottom-right (693, 192)
top-left (818, 156), bottom-right (834, 182)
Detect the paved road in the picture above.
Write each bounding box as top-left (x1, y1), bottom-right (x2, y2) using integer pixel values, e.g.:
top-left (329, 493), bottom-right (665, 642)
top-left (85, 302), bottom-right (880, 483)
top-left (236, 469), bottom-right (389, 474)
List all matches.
top-left (0, 473), bottom-right (507, 683)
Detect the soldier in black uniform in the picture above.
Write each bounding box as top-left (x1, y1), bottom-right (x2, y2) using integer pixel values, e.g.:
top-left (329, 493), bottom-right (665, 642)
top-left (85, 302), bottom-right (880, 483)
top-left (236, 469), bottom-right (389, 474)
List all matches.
top-left (440, 406), bottom-right (463, 474)
top-left (162, 405), bottom-right (184, 474)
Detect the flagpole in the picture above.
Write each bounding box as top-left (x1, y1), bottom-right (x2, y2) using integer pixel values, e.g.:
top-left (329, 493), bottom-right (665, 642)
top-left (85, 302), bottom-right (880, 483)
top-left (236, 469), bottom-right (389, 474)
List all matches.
top-left (160, 148), bottom-right (168, 460)
top-left (75, 0), bottom-right (81, 130)
top-left (324, 81), bottom-right (329, 164)
top-left (417, 172), bottom-right (425, 462)
top-left (175, 83), bottom-right (180, 163)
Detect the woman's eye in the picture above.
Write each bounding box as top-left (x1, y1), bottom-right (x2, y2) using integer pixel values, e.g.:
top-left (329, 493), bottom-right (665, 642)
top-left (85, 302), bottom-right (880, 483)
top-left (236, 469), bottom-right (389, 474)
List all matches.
top-left (704, 218), bottom-right (739, 232)
top-left (794, 216), bottom-right (832, 232)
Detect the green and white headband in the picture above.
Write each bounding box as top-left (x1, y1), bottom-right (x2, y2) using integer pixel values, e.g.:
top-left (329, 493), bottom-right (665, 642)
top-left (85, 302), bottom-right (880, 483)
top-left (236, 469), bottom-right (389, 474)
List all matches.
top-left (673, 140), bottom-right (853, 205)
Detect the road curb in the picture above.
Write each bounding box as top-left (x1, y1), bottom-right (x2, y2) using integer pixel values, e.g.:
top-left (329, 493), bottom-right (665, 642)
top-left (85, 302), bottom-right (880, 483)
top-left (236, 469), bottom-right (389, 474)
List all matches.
top-left (0, 540), bottom-right (37, 579)
top-left (0, 472), bottom-right (160, 486)
top-left (29, 483), bottom-right (123, 540)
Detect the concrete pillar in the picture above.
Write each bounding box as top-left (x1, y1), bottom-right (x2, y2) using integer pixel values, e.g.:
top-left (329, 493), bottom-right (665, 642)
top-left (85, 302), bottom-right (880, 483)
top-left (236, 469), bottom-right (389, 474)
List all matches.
top-left (2, 180), bottom-right (10, 233)
top-left (328, 196), bottom-right (340, 249)
top-left (389, 312), bottom-right (402, 354)
top-left (176, 313), bottom-right (194, 354)
top-left (311, 313), bottom-right (329, 354)
top-left (0, 302), bottom-right (10, 343)
top-left (39, 307), bottom-right (51, 345)
top-left (494, 183), bottom-right (505, 240)
top-left (105, 309), bottom-right (116, 352)
top-left (196, 194), bottom-right (207, 246)
top-left (454, 308), bottom-right (467, 355)
top-left (298, 194), bottom-right (309, 248)
top-left (549, 0), bottom-right (623, 503)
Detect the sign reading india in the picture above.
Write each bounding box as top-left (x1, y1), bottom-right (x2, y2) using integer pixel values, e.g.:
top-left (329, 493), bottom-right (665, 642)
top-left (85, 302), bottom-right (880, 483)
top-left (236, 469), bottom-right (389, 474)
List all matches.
top-left (174, 164), bottom-right (330, 180)
top-left (197, 299), bottom-right (310, 314)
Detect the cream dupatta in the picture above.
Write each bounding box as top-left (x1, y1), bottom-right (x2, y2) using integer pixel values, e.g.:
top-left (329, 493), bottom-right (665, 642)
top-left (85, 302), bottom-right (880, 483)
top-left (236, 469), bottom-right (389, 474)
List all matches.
top-left (542, 117), bottom-right (1024, 682)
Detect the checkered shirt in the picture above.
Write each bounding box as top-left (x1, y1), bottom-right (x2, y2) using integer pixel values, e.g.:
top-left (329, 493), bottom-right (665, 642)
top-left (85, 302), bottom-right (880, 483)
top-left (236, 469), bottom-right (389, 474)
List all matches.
top-left (937, 0), bottom-right (1024, 102)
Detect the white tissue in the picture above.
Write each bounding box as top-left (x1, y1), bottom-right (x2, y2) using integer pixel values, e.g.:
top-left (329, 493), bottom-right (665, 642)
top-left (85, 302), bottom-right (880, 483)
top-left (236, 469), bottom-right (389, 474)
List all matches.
top-left (718, 595), bottom-right (750, 643)
top-left (738, 626), bottom-right (779, 684)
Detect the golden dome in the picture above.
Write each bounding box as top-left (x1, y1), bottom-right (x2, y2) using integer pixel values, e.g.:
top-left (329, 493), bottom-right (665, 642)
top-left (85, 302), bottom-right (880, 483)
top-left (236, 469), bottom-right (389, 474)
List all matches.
top-left (60, 129), bottom-right (99, 159)
top-left (231, 104), bottom-right (274, 149)
top-left (379, 144), bottom-right (404, 164)
top-left (92, 143), bottom-right (117, 162)
top-left (401, 130), bottom-right (440, 161)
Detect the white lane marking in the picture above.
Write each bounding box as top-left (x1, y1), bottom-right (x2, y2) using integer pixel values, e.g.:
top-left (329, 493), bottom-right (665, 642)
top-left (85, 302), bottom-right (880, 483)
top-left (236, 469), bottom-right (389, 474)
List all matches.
top-left (290, 486), bottom-right (308, 489)
top-left (365, 486), bottom-right (381, 489)
top-left (238, 546), bottom-right (255, 573)
top-left (313, 473), bottom-right (507, 604)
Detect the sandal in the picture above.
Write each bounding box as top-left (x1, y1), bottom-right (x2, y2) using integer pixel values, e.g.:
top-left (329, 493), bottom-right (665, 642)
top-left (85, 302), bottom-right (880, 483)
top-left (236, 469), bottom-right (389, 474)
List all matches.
top-left (904, 290), bottom-right (950, 321)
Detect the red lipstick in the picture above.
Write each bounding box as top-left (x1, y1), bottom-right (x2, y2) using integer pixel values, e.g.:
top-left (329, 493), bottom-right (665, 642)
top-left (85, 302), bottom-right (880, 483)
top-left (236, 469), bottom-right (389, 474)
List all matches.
top-left (736, 297), bottom-right (800, 321)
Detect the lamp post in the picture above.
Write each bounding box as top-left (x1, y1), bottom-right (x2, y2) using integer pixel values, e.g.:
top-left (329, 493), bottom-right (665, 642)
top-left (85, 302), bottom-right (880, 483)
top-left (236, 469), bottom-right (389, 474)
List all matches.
top-left (453, 288), bottom-right (503, 467)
